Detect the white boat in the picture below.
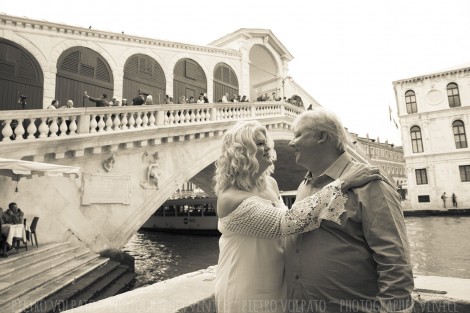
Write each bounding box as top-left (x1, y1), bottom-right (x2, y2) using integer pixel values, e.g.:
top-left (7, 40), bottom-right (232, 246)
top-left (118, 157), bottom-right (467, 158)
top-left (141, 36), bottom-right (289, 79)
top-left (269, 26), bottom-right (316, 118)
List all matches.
top-left (141, 191), bottom-right (297, 234)
top-left (141, 197), bottom-right (219, 234)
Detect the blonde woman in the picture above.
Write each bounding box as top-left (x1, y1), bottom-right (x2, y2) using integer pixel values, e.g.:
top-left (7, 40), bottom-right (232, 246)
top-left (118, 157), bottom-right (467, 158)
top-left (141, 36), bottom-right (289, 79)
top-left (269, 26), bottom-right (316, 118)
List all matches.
top-left (213, 120), bottom-right (380, 313)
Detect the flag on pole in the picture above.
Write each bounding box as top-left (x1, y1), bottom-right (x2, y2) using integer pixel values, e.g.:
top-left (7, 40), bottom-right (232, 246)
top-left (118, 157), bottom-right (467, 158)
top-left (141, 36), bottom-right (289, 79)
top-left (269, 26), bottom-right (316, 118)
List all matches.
top-left (393, 118), bottom-right (398, 129)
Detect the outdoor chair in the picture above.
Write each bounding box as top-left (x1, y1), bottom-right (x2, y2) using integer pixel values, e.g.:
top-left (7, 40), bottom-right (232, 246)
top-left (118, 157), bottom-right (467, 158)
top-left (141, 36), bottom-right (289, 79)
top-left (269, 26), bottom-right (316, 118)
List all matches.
top-left (30, 216), bottom-right (39, 248)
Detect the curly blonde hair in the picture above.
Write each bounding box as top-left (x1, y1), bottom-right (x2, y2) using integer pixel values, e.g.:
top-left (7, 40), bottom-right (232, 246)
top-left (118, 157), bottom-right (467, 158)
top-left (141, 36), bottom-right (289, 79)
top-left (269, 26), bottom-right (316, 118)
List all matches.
top-left (214, 120), bottom-right (276, 195)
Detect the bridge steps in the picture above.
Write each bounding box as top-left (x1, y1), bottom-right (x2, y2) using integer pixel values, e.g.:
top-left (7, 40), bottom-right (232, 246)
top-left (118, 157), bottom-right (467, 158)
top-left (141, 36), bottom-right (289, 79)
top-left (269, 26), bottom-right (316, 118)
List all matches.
top-left (23, 261), bottom-right (135, 313)
top-left (0, 242), bottom-right (134, 313)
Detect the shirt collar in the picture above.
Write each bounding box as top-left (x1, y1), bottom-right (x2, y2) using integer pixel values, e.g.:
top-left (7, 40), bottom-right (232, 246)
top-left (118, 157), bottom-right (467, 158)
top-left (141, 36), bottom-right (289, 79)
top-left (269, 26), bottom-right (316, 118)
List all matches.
top-left (303, 152), bottom-right (352, 184)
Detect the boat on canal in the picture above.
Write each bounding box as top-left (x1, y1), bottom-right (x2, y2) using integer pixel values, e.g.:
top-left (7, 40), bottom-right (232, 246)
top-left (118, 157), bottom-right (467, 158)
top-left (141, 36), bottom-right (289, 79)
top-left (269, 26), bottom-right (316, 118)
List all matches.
top-left (141, 196), bottom-right (219, 234)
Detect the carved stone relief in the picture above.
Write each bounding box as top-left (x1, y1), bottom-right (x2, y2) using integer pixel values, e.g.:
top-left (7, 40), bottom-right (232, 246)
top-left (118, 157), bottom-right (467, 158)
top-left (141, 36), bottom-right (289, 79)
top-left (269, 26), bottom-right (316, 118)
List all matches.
top-left (103, 153), bottom-right (116, 172)
top-left (141, 151), bottom-right (161, 189)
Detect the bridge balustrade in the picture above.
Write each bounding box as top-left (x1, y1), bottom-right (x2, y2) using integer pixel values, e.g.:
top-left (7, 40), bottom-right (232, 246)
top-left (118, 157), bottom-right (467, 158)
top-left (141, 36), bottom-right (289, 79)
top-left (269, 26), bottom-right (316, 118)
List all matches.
top-left (0, 102), bottom-right (303, 142)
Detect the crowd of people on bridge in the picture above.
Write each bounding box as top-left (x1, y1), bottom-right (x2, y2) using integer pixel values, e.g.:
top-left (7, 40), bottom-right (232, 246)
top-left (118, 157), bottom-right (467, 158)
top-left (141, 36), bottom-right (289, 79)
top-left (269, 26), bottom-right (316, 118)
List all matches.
top-left (14, 90), bottom-right (309, 110)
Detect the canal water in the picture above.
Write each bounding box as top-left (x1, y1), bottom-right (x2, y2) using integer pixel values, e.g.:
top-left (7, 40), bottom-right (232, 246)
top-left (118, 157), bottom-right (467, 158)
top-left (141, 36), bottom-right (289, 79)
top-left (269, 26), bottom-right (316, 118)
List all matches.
top-left (122, 216), bottom-right (470, 289)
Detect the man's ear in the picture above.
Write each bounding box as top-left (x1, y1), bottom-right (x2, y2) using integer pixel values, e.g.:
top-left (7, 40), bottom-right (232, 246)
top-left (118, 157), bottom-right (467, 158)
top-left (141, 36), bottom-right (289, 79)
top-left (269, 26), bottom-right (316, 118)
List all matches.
top-left (317, 131), bottom-right (328, 143)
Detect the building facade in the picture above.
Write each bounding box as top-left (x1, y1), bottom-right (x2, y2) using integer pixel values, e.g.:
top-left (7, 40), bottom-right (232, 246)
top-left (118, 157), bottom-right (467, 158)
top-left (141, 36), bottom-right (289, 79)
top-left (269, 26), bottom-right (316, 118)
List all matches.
top-left (349, 133), bottom-right (407, 198)
top-left (393, 65), bottom-right (470, 210)
top-left (0, 14), bottom-right (321, 111)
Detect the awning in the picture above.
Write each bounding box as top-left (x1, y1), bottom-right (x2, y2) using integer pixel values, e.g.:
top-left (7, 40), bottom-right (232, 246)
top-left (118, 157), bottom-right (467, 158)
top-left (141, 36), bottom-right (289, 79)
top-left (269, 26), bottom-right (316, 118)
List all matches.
top-left (0, 158), bottom-right (80, 177)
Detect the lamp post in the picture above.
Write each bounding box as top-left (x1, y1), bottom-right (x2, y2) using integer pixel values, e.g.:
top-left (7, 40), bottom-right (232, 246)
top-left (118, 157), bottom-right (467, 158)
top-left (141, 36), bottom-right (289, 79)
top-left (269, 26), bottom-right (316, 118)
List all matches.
top-left (282, 76), bottom-right (291, 100)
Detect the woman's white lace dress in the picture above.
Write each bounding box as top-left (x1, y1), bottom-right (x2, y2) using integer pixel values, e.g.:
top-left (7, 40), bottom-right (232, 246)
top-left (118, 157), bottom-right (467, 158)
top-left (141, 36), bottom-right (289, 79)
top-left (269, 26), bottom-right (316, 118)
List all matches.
top-left (215, 180), bottom-right (347, 313)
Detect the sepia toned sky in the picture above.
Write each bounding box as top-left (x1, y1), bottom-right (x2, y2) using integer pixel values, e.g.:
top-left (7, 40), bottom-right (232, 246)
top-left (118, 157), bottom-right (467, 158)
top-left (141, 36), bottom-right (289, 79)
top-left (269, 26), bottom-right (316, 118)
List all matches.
top-left (2, 0), bottom-right (470, 145)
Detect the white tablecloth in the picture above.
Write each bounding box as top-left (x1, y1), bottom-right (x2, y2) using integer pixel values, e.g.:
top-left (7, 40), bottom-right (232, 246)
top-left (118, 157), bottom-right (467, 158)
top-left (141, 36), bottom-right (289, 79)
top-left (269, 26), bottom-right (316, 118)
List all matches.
top-left (1, 224), bottom-right (26, 246)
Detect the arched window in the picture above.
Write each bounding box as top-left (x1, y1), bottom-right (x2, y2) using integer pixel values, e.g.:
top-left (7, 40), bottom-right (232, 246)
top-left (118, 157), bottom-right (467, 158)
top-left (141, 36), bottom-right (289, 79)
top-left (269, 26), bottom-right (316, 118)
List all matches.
top-left (213, 63), bottom-right (239, 103)
top-left (410, 126), bottom-right (423, 153)
top-left (173, 58), bottom-right (207, 103)
top-left (123, 54), bottom-right (166, 104)
top-left (0, 39), bottom-right (44, 110)
top-left (56, 47), bottom-right (113, 107)
top-left (447, 83), bottom-right (461, 107)
top-left (453, 120), bottom-right (468, 149)
top-left (405, 90), bottom-right (417, 114)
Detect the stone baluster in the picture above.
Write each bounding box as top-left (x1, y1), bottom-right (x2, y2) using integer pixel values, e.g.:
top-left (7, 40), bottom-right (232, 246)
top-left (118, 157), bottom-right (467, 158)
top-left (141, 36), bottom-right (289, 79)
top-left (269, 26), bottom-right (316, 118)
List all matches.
top-left (1, 119), bottom-right (13, 141)
top-left (27, 118), bottom-right (37, 139)
top-left (105, 114), bottom-right (113, 131)
top-left (113, 114), bottom-right (121, 130)
top-left (128, 113), bottom-right (135, 128)
top-left (168, 111), bottom-right (175, 124)
top-left (142, 112), bottom-right (149, 128)
top-left (184, 110), bottom-right (191, 123)
top-left (189, 109), bottom-right (196, 123)
top-left (135, 112), bottom-right (142, 128)
top-left (38, 118), bottom-right (49, 138)
top-left (69, 116), bottom-right (77, 135)
top-left (238, 108), bottom-right (243, 118)
top-left (90, 115), bottom-right (98, 133)
top-left (14, 119), bottom-right (25, 140)
top-left (195, 109), bottom-right (201, 122)
top-left (121, 113), bottom-right (128, 130)
top-left (49, 117), bottom-right (59, 137)
top-left (149, 111), bottom-right (156, 127)
top-left (179, 111), bottom-right (185, 124)
top-left (59, 118), bottom-right (68, 136)
top-left (174, 111), bottom-right (180, 124)
top-left (97, 115), bottom-right (106, 132)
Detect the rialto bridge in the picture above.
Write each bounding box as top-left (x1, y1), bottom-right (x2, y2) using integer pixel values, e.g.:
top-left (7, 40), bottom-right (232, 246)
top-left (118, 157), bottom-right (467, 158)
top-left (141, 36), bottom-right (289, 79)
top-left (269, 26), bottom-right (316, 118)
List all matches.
top-left (0, 103), bottom-right (366, 252)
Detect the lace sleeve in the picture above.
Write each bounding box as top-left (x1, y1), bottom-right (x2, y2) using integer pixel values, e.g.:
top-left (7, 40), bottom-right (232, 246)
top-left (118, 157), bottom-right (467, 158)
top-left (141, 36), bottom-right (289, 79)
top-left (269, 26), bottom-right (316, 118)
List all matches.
top-left (219, 180), bottom-right (347, 238)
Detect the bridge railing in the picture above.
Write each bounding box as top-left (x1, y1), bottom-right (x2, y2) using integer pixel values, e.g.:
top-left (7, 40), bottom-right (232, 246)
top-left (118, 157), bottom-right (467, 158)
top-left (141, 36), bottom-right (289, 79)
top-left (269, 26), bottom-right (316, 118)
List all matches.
top-left (0, 102), bottom-right (304, 142)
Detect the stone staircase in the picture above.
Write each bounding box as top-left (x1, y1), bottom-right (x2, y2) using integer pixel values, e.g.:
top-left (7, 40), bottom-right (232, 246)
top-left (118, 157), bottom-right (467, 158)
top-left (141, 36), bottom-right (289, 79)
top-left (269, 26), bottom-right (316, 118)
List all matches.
top-left (0, 242), bottom-right (136, 313)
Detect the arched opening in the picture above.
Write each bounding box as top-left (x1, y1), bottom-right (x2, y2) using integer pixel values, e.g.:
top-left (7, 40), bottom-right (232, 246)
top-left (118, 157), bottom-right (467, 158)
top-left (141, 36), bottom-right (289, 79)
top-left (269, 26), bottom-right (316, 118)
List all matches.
top-left (249, 45), bottom-right (279, 101)
top-left (0, 39), bottom-right (44, 110)
top-left (123, 54), bottom-right (166, 104)
top-left (213, 62), bottom-right (239, 102)
top-left (56, 47), bottom-right (113, 107)
top-left (173, 58), bottom-right (207, 104)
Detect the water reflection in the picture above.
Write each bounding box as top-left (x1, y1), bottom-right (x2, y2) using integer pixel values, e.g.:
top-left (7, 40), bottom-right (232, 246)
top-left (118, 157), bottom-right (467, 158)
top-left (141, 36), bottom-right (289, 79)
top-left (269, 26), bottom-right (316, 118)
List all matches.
top-left (123, 216), bottom-right (470, 289)
top-left (122, 231), bottom-right (219, 288)
top-left (405, 216), bottom-right (470, 279)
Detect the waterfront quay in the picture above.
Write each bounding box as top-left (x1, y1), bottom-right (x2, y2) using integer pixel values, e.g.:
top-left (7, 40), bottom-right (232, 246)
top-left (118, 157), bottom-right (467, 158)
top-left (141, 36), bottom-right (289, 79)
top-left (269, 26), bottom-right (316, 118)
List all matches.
top-left (65, 268), bottom-right (470, 313)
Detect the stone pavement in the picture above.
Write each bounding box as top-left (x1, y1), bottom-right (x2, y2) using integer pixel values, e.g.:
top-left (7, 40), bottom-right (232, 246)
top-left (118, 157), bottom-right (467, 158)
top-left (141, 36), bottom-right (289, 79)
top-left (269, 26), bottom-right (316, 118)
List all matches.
top-left (66, 266), bottom-right (470, 313)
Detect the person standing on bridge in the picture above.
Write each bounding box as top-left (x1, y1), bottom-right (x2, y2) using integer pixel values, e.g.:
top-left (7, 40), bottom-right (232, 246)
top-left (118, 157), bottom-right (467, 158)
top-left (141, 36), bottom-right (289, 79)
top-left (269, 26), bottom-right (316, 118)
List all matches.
top-left (285, 108), bottom-right (414, 313)
top-left (84, 91), bottom-right (109, 107)
top-left (213, 120), bottom-right (381, 313)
